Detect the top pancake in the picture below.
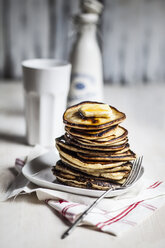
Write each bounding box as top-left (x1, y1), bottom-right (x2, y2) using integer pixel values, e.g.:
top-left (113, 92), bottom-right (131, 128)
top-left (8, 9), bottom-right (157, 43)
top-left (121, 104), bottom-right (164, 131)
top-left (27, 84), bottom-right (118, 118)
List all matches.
top-left (63, 101), bottom-right (126, 130)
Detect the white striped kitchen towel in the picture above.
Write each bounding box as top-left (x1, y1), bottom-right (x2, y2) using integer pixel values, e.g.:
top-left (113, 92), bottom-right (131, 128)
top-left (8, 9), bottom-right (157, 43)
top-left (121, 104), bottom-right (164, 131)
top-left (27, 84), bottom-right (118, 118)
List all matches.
top-left (35, 181), bottom-right (165, 236)
top-left (4, 145), bottom-right (165, 236)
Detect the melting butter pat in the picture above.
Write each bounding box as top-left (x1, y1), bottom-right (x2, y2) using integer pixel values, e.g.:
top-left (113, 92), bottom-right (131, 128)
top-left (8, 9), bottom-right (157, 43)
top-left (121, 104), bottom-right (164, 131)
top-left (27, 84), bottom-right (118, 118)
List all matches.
top-left (79, 103), bottom-right (112, 118)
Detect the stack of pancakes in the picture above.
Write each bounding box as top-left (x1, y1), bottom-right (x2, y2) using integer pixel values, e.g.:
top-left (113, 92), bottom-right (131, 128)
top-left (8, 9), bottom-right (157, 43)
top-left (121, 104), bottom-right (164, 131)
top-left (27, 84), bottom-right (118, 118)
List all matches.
top-left (52, 101), bottom-right (136, 190)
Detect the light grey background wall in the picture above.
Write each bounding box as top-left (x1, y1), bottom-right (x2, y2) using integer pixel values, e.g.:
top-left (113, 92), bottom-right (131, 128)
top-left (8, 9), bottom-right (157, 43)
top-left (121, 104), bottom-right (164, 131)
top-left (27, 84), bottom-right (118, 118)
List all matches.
top-left (0, 0), bottom-right (165, 84)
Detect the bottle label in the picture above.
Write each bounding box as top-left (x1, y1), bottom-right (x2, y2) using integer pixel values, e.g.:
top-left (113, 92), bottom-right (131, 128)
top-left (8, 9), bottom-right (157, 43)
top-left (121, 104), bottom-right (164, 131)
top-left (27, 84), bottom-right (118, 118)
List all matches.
top-left (68, 73), bottom-right (98, 102)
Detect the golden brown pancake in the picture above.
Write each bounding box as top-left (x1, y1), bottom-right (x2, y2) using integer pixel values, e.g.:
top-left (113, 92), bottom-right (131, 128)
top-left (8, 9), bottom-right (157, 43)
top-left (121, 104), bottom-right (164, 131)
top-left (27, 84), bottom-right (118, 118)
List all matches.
top-left (56, 157), bottom-right (132, 175)
top-left (55, 175), bottom-right (124, 190)
top-left (56, 136), bottom-right (130, 155)
top-left (55, 160), bottom-right (129, 180)
top-left (77, 150), bottom-right (136, 161)
top-left (65, 132), bottom-right (128, 147)
top-left (56, 142), bottom-right (135, 162)
top-left (60, 155), bottom-right (131, 173)
top-left (63, 101), bottom-right (126, 130)
top-left (69, 126), bottom-right (128, 144)
top-left (52, 160), bottom-right (127, 190)
top-left (62, 134), bottom-right (129, 151)
top-left (57, 146), bottom-right (126, 169)
top-left (65, 125), bottom-right (118, 140)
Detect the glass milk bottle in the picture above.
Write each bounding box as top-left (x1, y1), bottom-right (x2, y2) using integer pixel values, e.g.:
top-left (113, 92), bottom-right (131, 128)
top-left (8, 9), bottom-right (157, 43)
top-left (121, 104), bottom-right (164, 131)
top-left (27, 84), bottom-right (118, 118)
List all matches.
top-left (67, 13), bottom-right (103, 107)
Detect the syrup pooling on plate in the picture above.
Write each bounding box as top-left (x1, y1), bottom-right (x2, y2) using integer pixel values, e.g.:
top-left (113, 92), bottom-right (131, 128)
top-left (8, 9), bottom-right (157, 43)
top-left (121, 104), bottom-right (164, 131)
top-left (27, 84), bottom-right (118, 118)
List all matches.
top-left (52, 101), bottom-right (136, 190)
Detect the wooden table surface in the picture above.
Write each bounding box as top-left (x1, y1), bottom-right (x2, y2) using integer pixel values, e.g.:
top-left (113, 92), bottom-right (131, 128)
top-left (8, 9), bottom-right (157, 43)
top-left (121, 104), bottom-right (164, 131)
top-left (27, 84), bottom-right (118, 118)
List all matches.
top-left (0, 82), bottom-right (165, 248)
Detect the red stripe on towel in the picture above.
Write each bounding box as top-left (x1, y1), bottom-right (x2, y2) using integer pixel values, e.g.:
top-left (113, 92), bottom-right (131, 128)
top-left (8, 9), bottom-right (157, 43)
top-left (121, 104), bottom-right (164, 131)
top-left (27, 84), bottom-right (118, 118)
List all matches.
top-left (141, 203), bottom-right (157, 211)
top-left (97, 201), bottom-right (143, 230)
top-left (58, 199), bottom-right (68, 204)
top-left (152, 182), bottom-right (163, 189)
top-left (62, 203), bottom-right (80, 217)
top-left (96, 203), bottom-right (136, 228)
top-left (120, 219), bottom-right (137, 226)
top-left (147, 181), bottom-right (160, 189)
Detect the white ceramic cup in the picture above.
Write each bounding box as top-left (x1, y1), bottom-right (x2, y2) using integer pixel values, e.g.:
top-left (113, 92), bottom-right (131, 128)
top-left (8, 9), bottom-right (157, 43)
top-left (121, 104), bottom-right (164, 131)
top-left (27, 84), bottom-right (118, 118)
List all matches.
top-left (22, 59), bottom-right (71, 146)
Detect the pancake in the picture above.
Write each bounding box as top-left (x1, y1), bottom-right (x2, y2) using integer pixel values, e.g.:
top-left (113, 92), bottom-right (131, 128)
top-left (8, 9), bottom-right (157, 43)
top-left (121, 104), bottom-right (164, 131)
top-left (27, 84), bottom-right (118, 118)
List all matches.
top-left (67, 135), bottom-right (128, 147)
top-left (57, 146), bottom-right (126, 169)
top-left (57, 157), bottom-right (132, 174)
top-left (63, 134), bottom-right (129, 151)
top-left (65, 132), bottom-right (128, 147)
top-left (54, 160), bottom-right (129, 180)
top-left (53, 161), bottom-right (127, 190)
top-left (56, 136), bottom-right (130, 155)
top-left (63, 101), bottom-right (126, 130)
top-left (114, 146), bottom-right (130, 154)
top-left (93, 134), bottom-right (116, 141)
top-left (56, 142), bottom-right (135, 162)
top-left (73, 125), bottom-right (117, 134)
top-left (77, 150), bottom-right (136, 161)
top-left (69, 126), bottom-right (128, 144)
top-left (65, 125), bottom-right (118, 140)
top-left (55, 175), bottom-right (124, 190)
